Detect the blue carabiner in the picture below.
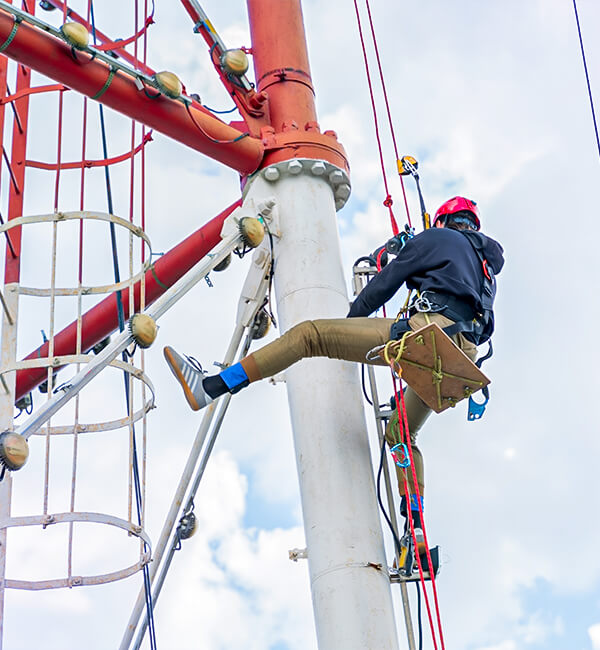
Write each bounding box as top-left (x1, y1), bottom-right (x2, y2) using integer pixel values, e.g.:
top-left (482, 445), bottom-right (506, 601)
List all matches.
top-left (390, 443), bottom-right (411, 468)
top-left (468, 393), bottom-right (489, 421)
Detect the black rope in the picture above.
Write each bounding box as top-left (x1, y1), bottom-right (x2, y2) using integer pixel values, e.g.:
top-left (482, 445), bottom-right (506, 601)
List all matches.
top-left (361, 364), bottom-right (374, 406)
top-left (416, 582), bottom-right (423, 650)
top-left (376, 437), bottom-right (404, 562)
top-left (263, 221), bottom-right (277, 329)
top-left (90, 4), bottom-right (158, 648)
top-left (573, 0), bottom-right (600, 162)
top-left (360, 363), bottom-right (388, 408)
top-left (377, 436), bottom-right (426, 648)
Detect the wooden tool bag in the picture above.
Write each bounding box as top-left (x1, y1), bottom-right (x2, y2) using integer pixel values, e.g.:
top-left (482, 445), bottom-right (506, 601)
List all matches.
top-left (378, 322), bottom-right (490, 413)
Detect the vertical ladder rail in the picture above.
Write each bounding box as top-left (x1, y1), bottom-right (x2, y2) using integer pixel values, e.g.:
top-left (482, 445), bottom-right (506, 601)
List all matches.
top-left (122, 243), bottom-right (273, 649)
top-left (131, 333), bottom-right (252, 650)
top-left (354, 262), bottom-right (417, 650)
top-left (365, 364), bottom-right (417, 650)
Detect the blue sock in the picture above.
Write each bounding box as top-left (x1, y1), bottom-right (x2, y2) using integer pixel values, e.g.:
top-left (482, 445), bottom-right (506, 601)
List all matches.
top-left (219, 362), bottom-right (250, 394)
top-left (401, 495), bottom-right (424, 529)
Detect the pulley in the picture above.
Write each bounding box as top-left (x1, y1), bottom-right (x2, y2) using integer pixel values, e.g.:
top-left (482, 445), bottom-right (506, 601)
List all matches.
top-left (177, 511), bottom-right (197, 540)
top-left (153, 71), bottom-right (183, 99)
top-left (0, 431), bottom-right (29, 471)
top-left (221, 49), bottom-right (249, 77)
top-left (129, 313), bottom-right (158, 349)
top-left (385, 224), bottom-right (415, 256)
top-left (60, 22), bottom-right (90, 50)
top-left (251, 308), bottom-right (271, 340)
top-left (92, 336), bottom-right (110, 355)
top-left (15, 392), bottom-right (32, 414)
top-left (397, 155), bottom-right (431, 229)
top-left (397, 155), bottom-right (418, 176)
top-left (214, 253), bottom-right (232, 272)
top-left (239, 217), bottom-right (265, 248)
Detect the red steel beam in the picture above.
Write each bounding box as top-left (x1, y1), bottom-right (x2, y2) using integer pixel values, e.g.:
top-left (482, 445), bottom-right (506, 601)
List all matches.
top-left (178, 0), bottom-right (269, 135)
top-left (40, 0), bottom-right (155, 77)
top-left (4, 50), bottom-right (32, 284)
top-left (15, 200), bottom-right (241, 401)
top-left (246, 0), bottom-right (348, 172)
top-left (0, 10), bottom-right (264, 175)
top-left (247, 0), bottom-right (317, 131)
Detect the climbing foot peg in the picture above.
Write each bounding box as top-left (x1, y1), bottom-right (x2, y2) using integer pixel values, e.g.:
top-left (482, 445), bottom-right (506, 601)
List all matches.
top-left (163, 347), bottom-right (213, 411)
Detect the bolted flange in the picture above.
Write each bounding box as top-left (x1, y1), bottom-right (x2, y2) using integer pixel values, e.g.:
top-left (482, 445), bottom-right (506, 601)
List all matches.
top-left (129, 313), bottom-right (158, 349)
top-left (0, 432), bottom-right (29, 471)
top-left (239, 217), bottom-right (265, 248)
top-left (253, 159), bottom-right (351, 211)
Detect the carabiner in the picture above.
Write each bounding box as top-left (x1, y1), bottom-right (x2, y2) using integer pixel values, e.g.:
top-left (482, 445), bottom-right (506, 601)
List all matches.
top-left (390, 443), bottom-right (411, 468)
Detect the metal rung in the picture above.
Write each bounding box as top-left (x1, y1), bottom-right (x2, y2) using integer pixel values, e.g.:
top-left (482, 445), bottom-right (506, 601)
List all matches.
top-left (12, 208), bottom-right (269, 442)
top-left (389, 568), bottom-right (434, 584)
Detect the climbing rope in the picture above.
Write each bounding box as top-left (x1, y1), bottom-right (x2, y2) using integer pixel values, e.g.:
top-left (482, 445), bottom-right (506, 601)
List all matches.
top-left (389, 371), bottom-right (445, 650)
top-left (352, 0), bottom-right (413, 233)
top-left (572, 0), bottom-right (600, 163)
top-left (362, 0), bottom-right (413, 226)
top-left (351, 1), bottom-right (448, 641)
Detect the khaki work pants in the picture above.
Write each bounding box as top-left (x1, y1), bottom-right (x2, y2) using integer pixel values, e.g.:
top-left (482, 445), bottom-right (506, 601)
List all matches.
top-left (240, 312), bottom-right (477, 497)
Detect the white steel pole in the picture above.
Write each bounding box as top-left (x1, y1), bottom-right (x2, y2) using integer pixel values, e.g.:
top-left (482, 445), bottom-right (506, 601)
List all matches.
top-left (0, 284), bottom-right (19, 650)
top-left (243, 167), bottom-right (400, 649)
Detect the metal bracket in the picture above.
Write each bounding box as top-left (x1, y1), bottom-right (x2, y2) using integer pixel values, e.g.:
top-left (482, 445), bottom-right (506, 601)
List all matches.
top-left (288, 547), bottom-right (308, 562)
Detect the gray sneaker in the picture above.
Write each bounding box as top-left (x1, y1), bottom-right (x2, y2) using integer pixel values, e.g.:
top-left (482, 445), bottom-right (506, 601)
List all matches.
top-left (163, 347), bottom-right (213, 411)
top-left (413, 528), bottom-right (427, 556)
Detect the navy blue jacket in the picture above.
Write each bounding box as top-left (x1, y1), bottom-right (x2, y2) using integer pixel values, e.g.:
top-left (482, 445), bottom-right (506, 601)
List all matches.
top-left (348, 227), bottom-right (504, 318)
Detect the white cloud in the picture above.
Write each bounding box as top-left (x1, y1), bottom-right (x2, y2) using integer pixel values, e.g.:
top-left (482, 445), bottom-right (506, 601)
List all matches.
top-left (589, 623), bottom-right (600, 649)
top-left (477, 642), bottom-right (516, 650)
top-left (3, 0), bottom-right (600, 648)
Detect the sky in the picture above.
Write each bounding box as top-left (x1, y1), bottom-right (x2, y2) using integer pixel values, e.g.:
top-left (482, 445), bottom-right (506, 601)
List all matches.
top-left (1, 0), bottom-right (600, 649)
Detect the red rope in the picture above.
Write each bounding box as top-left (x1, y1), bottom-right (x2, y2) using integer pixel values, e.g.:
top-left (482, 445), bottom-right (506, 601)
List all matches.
top-left (0, 85), bottom-right (69, 105)
top-left (354, 0), bottom-right (445, 644)
top-left (95, 16), bottom-right (154, 51)
top-left (141, 0), bottom-right (148, 260)
top-left (26, 132), bottom-right (153, 170)
top-left (363, 0), bottom-right (412, 228)
top-left (392, 371), bottom-right (446, 649)
top-left (352, 0), bottom-right (399, 236)
top-left (54, 90), bottom-right (64, 211)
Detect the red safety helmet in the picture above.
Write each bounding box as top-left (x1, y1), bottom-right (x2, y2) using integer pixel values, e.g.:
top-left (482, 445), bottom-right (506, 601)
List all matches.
top-left (433, 196), bottom-right (481, 230)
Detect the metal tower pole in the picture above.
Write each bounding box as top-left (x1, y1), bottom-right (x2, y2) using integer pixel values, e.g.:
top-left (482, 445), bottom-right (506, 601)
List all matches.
top-left (245, 2), bottom-right (399, 648)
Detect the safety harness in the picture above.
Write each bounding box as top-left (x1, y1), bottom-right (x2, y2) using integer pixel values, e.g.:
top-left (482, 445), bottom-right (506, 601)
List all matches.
top-left (389, 230), bottom-right (496, 419)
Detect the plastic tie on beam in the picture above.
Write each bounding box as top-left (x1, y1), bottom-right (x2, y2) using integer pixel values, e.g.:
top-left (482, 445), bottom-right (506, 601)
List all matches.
top-left (0, 16), bottom-right (22, 53)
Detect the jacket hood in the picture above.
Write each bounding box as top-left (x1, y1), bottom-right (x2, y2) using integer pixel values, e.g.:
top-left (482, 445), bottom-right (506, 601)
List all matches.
top-left (461, 230), bottom-right (505, 274)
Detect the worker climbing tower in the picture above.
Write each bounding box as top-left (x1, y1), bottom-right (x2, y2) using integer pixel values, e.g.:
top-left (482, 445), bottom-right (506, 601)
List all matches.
top-left (0, 1), bottom-right (459, 648)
